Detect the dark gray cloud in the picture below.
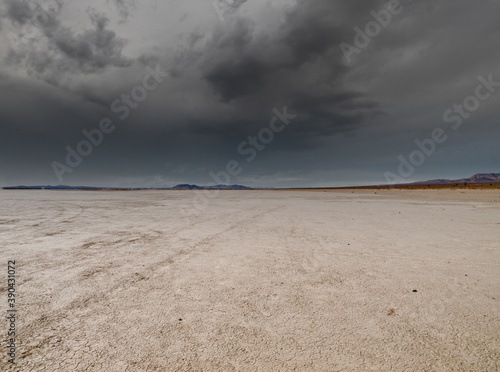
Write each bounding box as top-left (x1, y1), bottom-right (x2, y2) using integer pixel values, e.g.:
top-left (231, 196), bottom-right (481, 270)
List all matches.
top-left (213, 0), bottom-right (248, 20)
top-left (51, 11), bottom-right (131, 72)
top-left (4, 3), bottom-right (131, 88)
top-left (110, 0), bottom-right (136, 23)
top-left (0, 0), bottom-right (499, 187)
top-left (5, 0), bottom-right (33, 24)
top-left (189, 1), bottom-right (384, 143)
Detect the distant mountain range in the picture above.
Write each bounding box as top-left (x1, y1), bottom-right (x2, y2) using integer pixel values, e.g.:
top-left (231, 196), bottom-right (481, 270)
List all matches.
top-left (407, 173), bottom-right (500, 186)
top-left (2, 184), bottom-right (253, 190)
top-left (2, 173), bottom-right (499, 190)
top-left (2, 185), bottom-right (108, 190)
top-left (172, 184), bottom-right (252, 190)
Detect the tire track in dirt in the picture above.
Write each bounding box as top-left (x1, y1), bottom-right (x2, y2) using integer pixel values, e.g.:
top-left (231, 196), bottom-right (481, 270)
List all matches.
top-left (13, 203), bottom-right (285, 371)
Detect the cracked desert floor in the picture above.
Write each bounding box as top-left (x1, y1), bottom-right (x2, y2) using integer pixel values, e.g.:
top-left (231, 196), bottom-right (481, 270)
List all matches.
top-left (1, 189), bottom-right (499, 371)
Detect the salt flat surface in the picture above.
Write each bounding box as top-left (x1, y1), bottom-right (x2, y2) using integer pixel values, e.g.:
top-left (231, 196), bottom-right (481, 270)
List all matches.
top-left (1, 189), bottom-right (499, 371)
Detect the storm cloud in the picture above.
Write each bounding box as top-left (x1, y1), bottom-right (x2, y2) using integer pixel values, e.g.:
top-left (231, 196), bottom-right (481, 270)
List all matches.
top-left (0, 0), bottom-right (499, 187)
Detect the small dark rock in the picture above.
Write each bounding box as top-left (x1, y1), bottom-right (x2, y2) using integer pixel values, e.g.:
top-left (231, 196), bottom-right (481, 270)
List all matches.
top-left (412, 289), bottom-right (418, 293)
top-left (178, 318), bottom-right (183, 321)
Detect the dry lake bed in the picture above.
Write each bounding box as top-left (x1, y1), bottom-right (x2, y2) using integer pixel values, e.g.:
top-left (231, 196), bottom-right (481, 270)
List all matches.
top-left (1, 189), bottom-right (499, 371)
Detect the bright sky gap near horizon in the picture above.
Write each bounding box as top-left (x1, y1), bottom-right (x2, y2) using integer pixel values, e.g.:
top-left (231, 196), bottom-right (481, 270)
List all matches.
top-left (0, 0), bottom-right (499, 188)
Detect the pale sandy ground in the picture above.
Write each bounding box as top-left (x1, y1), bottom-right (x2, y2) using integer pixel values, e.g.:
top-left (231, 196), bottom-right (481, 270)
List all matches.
top-left (1, 189), bottom-right (499, 371)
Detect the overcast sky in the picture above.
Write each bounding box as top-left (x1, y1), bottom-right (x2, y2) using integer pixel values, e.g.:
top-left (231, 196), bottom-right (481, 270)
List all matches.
top-left (1, 0), bottom-right (499, 187)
